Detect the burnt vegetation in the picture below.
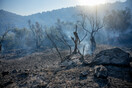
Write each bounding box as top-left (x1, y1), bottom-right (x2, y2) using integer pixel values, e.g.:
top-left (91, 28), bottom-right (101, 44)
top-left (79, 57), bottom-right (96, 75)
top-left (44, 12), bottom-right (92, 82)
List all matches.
top-left (0, 3), bottom-right (132, 88)
top-left (0, 8), bottom-right (131, 55)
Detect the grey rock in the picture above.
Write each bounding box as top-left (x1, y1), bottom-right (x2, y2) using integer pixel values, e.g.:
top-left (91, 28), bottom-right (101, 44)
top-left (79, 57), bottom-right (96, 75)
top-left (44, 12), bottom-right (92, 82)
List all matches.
top-left (93, 48), bottom-right (130, 66)
top-left (12, 69), bottom-right (17, 73)
top-left (4, 81), bottom-right (13, 87)
top-left (17, 72), bottom-right (29, 78)
top-left (80, 71), bottom-right (88, 80)
top-left (94, 65), bottom-right (108, 79)
top-left (81, 71), bottom-right (88, 76)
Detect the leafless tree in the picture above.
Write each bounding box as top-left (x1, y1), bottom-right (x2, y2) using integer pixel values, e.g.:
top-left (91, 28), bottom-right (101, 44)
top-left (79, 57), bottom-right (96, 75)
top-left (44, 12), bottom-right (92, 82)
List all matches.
top-left (0, 28), bottom-right (11, 52)
top-left (71, 25), bottom-right (80, 54)
top-left (45, 30), bottom-right (63, 61)
top-left (28, 20), bottom-right (44, 49)
top-left (70, 23), bottom-right (88, 56)
top-left (55, 19), bottom-right (72, 55)
top-left (78, 13), bottom-right (104, 55)
top-left (56, 32), bottom-right (72, 55)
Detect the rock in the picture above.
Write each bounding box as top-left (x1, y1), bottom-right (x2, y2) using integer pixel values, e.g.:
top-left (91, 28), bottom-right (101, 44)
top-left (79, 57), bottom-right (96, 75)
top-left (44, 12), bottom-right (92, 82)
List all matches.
top-left (2, 71), bottom-right (9, 76)
top-left (18, 69), bottom-right (22, 73)
top-left (105, 65), bottom-right (132, 82)
top-left (35, 82), bottom-right (47, 88)
top-left (25, 69), bottom-right (30, 72)
top-left (82, 60), bottom-right (93, 66)
top-left (17, 72), bottom-right (29, 78)
top-left (4, 81), bottom-right (13, 87)
top-left (130, 57), bottom-right (132, 62)
top-left (93, 48), bottom-right (130, 66)
top-left (12, 69), bottom-right (17, 73)
top-left (80, 71), bottom-right (89, 80)
top-left (130, 62), bottom-right (132, 67)
top-left (82, 71), bottom-right (88, 76)
top-left (94, 65), bottom-right (108, 79)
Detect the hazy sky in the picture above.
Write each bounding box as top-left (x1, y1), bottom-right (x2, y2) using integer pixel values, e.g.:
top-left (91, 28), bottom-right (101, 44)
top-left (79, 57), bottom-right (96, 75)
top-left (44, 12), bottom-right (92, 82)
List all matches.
top-left (0, 0), bottom-right (126, 16)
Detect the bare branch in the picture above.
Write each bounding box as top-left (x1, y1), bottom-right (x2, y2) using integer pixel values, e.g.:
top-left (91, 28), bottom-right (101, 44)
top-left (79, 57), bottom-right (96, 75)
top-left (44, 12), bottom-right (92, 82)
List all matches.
top-left (0, 28), bottom-right (11, 44)
top-left (56, 32), bottom-right (72, 54)
top-left (45, 30), bottom-right (63, 60)
top-left (83, 45), bottom-right (86, 56)
top-left (80, 32), bottom-right (88, 43)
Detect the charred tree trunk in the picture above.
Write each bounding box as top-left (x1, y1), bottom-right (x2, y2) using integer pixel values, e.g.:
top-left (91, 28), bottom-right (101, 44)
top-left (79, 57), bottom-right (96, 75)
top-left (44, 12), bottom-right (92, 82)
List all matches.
top-left (90, 33), bottom-right (96, 55)
top-left (36, 39), bottom-right (41, 49)
top-left (71, 25), bottom-right (80, 54)
top-left (71, 37), bottom-right (78, 54)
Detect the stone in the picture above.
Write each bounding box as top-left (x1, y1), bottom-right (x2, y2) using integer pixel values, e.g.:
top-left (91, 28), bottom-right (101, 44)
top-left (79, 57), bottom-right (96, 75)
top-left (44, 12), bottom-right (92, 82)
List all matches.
top-left (2, 71), bottom-right (9, 76)
top-left (4, 81), bottom-right (13, 87)
top-left (93, 48), bottom-right (130, 66)
top-left (81, 71), bottom-right (88, 76)
top-left (12, 69), bottom-right (17, 73)
top-left (17, 72), bottom-right (29, 78)
top-left (25, 69), bottom-right (30, 72)
top-left (80, 71), bottom-right (88, 80)
top-left (94, 65), bottom-right (108, 79)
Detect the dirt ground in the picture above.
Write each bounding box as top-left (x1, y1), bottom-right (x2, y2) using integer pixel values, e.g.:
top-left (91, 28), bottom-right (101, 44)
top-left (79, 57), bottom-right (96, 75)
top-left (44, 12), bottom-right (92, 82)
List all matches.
top-left (0, 45), bottom-right (132, 88)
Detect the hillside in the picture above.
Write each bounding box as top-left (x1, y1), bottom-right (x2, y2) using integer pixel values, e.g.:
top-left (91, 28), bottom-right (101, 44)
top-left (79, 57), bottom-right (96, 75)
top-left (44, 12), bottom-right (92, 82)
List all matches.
top-left (0, 0), bottom-right (132, 31)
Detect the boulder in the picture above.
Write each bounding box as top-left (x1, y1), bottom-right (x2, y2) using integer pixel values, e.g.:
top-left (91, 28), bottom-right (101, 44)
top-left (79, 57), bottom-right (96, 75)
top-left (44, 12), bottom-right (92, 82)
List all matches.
top-left (93, 48), bottom-right (130, 66)
top-left (94, 65), bottom-right (108, 79)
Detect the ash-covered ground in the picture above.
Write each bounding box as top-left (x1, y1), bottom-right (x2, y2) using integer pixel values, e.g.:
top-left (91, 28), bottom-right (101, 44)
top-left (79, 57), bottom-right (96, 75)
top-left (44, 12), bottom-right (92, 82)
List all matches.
top-left (0, 45), bottom-right (132, 88)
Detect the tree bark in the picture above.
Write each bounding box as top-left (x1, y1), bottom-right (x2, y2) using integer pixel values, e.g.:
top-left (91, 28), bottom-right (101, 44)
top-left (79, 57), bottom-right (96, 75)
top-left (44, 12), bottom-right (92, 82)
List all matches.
top-left (90, 34), bottom-right (96, 55)
top-left (71, 26), bottom-right (80, 54)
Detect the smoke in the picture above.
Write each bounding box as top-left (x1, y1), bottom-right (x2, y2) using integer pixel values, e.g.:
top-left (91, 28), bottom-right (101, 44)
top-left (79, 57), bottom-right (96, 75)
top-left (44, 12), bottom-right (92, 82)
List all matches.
top-left (1, 1), bottom-right (132, 56)
top-left (78, 41), bottom-right (90, 55)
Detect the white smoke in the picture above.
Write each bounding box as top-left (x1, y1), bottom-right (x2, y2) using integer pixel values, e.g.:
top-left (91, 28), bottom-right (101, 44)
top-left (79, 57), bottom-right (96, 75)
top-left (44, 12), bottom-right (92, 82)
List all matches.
top-left (79, 40), bottom-right (91, 55)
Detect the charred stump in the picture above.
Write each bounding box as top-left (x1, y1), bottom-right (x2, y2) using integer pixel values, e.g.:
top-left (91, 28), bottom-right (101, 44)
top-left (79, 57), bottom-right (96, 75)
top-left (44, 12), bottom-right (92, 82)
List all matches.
top-left (71, 25), bottom-right (80, 54)
top-left (90, 33), bottom-right (96, 55)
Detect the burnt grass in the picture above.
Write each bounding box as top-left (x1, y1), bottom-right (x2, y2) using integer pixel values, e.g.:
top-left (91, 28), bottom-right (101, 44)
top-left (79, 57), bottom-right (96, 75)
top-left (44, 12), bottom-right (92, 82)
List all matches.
top-left (0, 45), bottom-right (132, 88)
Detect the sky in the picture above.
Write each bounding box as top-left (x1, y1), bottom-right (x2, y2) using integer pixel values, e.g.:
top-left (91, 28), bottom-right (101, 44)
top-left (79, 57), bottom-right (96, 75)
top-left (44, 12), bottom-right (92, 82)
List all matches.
top-left (0, 0), bottom-right (126, 16)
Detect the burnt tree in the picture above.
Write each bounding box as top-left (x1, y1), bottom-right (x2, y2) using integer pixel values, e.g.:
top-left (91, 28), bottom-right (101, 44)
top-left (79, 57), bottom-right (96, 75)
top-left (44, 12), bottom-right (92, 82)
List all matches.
top-left (55, 19), bottom-right (72, 55)
top-left (71, 25), bottom-right (80, 54)
top-left (79, 13), bottom-right (104, 55)
top-left (28, 20), bottom-right (44, 49)
top-left (45, 30), bottom-right (63, 61)
top-left (0, 29), bottom-right (11, 52)
top-left (71, 24), bottom-right (88, 55)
